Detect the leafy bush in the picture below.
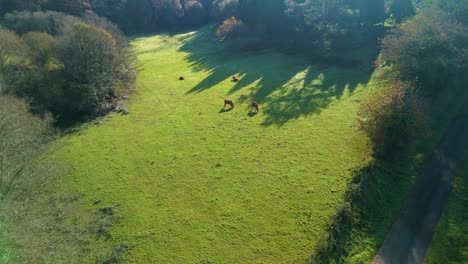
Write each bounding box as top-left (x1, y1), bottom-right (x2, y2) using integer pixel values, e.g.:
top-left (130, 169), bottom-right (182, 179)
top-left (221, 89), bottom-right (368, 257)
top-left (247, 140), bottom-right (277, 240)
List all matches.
top-left (357, 82), bottom-right (428, 159)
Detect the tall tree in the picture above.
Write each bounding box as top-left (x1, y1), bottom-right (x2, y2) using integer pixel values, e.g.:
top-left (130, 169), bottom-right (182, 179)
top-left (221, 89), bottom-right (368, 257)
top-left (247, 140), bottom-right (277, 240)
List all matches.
top-left (356, 0), bottom-right (385, 24)
top-left (389, 0), bottom-right (416, 23)
top-left (237, 0), bottom-right (288, 34)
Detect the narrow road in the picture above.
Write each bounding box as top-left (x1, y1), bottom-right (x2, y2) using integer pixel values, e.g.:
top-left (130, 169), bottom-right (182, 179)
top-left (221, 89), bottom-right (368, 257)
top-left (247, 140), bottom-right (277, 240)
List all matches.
top-left (373, 102), bottom-right (468, 264)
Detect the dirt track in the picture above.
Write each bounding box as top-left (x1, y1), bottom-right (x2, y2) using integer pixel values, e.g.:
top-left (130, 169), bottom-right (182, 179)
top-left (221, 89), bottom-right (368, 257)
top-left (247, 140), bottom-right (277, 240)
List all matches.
top-left (373, 102), bottom-right (468, 264)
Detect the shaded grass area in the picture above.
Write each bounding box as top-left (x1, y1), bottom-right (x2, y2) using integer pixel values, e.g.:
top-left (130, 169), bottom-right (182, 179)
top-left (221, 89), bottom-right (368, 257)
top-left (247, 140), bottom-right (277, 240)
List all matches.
top-left (50, 26), bottom-right (383, 263)
top-left (425, 161), bottom-right (468, 264)
top-left (312, 78), bottom-right (468, 263)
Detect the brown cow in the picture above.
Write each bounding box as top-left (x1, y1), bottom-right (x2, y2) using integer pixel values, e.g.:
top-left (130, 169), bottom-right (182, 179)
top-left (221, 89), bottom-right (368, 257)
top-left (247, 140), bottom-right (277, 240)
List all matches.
top-left (251, 101), bottom-right (259, 112)
top-left (179, 76), bottom-right (185, 81)
top-left (232, 76), bottom-right (239, 82)
top-left (224, 99), bottom-right (235, 108)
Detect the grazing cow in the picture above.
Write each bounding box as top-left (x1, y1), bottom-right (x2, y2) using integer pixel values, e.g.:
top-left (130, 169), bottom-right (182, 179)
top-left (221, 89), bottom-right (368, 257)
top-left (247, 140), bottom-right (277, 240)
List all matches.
top-left (251, 101), bottom-right (259, 112)
top-left (179, 76), bottom-right (185, 80)
top-left (232, 76), bottom-right (239, 82)
top-left (224, 99), bottom-right (235, 108)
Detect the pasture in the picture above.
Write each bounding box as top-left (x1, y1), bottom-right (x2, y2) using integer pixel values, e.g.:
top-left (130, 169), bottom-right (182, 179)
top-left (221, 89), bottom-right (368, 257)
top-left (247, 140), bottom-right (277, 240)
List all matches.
top-left (51, 26), bottom-right (382, 263)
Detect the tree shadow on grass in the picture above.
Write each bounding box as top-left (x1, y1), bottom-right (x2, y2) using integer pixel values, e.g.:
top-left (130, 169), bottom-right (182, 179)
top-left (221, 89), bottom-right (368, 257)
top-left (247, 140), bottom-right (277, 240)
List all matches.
top-left (178, 26), bottom-right (380, 126)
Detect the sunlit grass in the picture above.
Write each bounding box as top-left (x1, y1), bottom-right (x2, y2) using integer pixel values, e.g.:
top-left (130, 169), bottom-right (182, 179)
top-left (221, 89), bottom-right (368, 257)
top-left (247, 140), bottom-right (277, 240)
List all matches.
top-left (51, 26), bottom-right (383, 263)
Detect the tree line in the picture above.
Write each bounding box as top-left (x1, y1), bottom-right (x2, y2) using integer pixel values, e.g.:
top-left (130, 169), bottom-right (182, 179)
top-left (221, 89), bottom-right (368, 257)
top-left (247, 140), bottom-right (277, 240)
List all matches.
top-left (1, 0), bottom-right (416, 33)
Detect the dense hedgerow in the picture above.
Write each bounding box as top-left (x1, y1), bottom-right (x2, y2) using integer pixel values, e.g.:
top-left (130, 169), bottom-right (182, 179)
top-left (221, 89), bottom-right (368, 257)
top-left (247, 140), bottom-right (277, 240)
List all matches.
top-left (380, 9), bottom-right (468, 95)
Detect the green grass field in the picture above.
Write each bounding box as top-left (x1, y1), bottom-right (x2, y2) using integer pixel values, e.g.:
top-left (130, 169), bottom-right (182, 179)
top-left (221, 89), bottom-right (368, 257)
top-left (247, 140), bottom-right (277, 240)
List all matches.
top-left (50, 26), bottom-right (383, 263)
top-left (425, 161), bottom-right (468, 264)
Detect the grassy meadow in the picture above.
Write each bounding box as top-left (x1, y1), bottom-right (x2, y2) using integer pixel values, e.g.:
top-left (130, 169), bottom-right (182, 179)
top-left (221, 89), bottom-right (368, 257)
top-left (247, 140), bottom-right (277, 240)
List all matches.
top-left (49, 26), bottom-right (385, 263)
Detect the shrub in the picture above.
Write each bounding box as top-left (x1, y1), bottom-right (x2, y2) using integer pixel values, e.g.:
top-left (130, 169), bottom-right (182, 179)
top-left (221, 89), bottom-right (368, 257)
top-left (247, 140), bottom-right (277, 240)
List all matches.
top-left (357, 82), bottom-right (428, 159)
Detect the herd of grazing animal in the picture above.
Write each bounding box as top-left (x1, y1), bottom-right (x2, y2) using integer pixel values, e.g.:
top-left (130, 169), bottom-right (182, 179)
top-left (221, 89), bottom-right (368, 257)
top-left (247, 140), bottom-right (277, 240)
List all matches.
top-left (179, 75), bottom-right (260, 113)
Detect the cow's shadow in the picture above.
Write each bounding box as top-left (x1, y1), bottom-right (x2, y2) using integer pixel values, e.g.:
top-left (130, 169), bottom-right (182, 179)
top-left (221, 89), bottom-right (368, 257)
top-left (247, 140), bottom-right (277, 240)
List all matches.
top-left (247, 111), bottom-right (258, 117)
top-left (219, 108), bottom-right (234, 113)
